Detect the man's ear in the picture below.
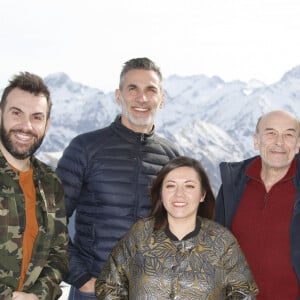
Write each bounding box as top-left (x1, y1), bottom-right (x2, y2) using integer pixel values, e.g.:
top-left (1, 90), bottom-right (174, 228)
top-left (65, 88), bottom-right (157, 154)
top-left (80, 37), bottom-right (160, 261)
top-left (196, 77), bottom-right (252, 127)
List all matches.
top-left (115, 89), bottom-right (121, 106)
top-left (45, 119), bottom-right (51, 133)
top-left (159, 92), bottom-right (165, 109)
top-left (253, 133), bottom-right (259, 150)
top-left (296, 137), bottom-right (300, 154)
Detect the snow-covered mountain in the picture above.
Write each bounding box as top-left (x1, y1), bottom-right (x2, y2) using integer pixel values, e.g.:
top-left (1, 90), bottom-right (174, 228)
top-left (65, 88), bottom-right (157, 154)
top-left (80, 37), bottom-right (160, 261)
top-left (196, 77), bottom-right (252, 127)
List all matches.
top-left (31, 65), bottom-right (300, 192)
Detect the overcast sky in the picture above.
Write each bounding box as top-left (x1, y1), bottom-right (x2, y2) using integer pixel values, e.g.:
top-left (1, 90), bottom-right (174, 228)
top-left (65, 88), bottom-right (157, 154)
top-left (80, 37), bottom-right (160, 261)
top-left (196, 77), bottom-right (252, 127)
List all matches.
top-left (1, 0), bottom-right (300, 92)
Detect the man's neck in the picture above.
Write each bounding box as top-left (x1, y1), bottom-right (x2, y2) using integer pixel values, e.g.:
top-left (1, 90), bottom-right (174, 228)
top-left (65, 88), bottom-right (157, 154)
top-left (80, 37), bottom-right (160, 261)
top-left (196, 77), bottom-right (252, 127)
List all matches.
top-left (260, 165), bottom-right (289, 192)
top-left (120, 116), bottom-right (154, 134)
top-left (0, 142), bottom-right (31, 172)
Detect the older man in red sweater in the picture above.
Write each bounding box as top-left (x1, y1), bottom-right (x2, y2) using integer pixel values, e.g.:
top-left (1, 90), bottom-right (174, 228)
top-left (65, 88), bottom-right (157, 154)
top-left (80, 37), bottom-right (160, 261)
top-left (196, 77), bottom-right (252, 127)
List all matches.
top-left (216, 110), bottom-right (300, 300)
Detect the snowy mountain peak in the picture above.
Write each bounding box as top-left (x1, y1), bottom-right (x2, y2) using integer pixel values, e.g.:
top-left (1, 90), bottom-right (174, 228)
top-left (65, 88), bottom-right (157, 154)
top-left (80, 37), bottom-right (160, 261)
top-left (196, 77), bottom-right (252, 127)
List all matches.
top-left (36, 65), bottom-right (300, 192)
top-left (45, 72), bottom-right (71, 87)
top-left (281, 65), bottom-right (300, 81)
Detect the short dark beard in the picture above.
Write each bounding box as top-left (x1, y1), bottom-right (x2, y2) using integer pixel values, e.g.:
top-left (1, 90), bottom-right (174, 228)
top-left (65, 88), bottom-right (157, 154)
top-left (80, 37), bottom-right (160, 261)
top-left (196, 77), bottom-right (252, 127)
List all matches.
top-left (0, 126), bottom-right (44, 160)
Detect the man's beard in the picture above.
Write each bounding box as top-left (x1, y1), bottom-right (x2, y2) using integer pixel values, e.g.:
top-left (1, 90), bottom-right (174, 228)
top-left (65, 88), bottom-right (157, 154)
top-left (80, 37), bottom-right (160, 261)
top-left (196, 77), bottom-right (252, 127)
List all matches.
top-left (120, 97), bottom-right (156, 128)
top-left (0, 126), bottom-right (45, 160)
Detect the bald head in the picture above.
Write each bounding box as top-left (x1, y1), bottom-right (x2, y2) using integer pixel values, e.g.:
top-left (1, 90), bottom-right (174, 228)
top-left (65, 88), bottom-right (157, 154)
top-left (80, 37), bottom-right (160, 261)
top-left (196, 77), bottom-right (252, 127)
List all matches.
top-left (255, 110), bottom-right (300, 135)
top-left (254, 110), bottom-right (300, 172)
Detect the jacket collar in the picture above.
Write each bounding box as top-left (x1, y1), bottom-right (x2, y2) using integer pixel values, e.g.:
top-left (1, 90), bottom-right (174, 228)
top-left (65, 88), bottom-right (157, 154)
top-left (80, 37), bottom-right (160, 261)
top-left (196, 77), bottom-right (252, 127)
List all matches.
top-left (165, 217), bottom-right (201, 241)
top-left (0, 149), bottom-right (44, 182)
top-left (111, 114), bottom-right (155, 144)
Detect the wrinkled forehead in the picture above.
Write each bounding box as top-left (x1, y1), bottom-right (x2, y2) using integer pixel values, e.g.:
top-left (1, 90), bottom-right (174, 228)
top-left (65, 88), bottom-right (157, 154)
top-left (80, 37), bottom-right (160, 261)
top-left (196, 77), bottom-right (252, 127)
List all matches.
top-left (121, 69), bottom-right (162, 89)
top-left (4, 88), bottom-right (49, 115)
top-left (258, 112), bottom-right (299, 132)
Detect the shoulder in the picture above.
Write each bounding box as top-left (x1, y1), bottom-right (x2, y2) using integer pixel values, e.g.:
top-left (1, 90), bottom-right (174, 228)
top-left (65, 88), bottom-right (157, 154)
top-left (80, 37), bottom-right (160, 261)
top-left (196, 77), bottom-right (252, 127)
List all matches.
top-left (33, 157), bottom-right (59, 179)
top-left (201, 218), bottom-right (237, 243)
top-left (220, 156), bottom-right (256, 170)
top-left (149, 133), bottom-right (180, 156)
top-left (33, 158), bottom-right (64, 197)
top-left (70, 125), bottom-right (112, 147)
top-left (59, 124), bottom-right (114, 164)
top-left (219, 156), bottom-right (257, 177)
top-left (130, 218), bottom-right (154, 233)
top-left (122, 218), bottom-right (154, 242)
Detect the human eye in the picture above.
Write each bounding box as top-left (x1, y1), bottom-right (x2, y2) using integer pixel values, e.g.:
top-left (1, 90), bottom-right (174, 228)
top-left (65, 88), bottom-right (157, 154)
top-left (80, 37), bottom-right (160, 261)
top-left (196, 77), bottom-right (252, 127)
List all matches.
top-left (267, 131), bottom-right (275, 136)
top-left (127, 85), bottom-right (138, 93)
top-left (284, 132), bottom-right (296, 139)
top-left (11, 109), bottom-right (21, 117)
top-left (164, 182), bottom-right (176, 190)
top-left (147, 86), bottom-right (158, 94)
top-left (184, 183), bottom-right (196, 191)
top-left (32, 114), bottom-right (45, 122)
top-left (264, 130), bottom-right (276, 139)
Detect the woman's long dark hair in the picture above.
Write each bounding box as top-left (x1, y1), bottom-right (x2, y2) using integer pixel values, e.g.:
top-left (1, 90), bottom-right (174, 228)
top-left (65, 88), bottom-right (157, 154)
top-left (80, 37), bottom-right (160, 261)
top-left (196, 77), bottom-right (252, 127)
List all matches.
top-left (149, 156), bottom-right (215, 231)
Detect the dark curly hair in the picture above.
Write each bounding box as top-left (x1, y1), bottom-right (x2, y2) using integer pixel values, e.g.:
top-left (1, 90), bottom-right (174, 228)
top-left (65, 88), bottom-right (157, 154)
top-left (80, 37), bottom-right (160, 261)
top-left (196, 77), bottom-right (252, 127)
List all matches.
top-left (1, 72), bottom-right (52, 119)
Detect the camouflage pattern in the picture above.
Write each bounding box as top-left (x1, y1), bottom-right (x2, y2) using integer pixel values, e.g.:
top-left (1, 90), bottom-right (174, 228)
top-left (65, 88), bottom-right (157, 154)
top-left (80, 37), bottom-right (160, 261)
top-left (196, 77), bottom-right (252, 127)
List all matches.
top-left (0, 151), bottom-right (69, 299)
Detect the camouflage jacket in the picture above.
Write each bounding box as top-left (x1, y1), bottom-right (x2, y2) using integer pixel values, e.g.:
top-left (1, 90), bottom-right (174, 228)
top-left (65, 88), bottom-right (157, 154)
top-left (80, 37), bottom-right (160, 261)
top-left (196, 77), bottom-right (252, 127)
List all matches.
top-left (0, 151), bottom-right (69, 300)
top-left (96, 217), bottom-right (258, 299)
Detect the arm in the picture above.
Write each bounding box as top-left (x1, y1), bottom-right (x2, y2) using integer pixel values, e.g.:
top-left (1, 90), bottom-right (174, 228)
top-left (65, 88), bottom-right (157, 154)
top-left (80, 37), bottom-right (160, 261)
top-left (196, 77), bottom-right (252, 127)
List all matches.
top-left (56, 137), bottom-right (86, 219)
top-left (95, 228), bottom-right (137, 299)
top-left (221, 231), bottom-right (258, 299)
top-left (55, 137), bottom-right (92, 287)
top-left (95, 253), bottom-right (129, 300)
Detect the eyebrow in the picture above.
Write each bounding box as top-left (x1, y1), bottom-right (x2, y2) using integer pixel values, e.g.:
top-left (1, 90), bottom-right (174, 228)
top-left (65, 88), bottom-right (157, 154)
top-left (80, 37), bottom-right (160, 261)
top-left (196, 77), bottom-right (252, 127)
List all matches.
top-left (126, 84), bottom-right (137, 89)
top-left (126, 84), bottom-right (159, 90)
top-left (264, 127), bottom-right (297, 132)
top-left (9, 106), bottom-right (22, 112)
top-left (9, 106), bottom-right (45, 117)
top-left (164, 179), bottom-right (197, 183)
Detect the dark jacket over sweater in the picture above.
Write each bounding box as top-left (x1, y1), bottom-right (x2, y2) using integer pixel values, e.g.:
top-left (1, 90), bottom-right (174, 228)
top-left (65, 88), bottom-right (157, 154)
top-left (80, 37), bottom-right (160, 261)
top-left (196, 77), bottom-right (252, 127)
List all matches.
top-left (215, 155), bottom-right (300, 288)
top-left (56, 116), bottom-right (180, 288)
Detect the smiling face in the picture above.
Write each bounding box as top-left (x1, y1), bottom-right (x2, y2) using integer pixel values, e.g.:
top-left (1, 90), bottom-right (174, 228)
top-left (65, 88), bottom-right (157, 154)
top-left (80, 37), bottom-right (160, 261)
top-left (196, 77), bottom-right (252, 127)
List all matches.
top-left (115, 69), bottom-right (164, 133)
top-left (161, 166), bottom-right (205, 225)
top-left (0, 88), bottom-right (50, 162)
top-left (254, 111), bottom-right (300, 173)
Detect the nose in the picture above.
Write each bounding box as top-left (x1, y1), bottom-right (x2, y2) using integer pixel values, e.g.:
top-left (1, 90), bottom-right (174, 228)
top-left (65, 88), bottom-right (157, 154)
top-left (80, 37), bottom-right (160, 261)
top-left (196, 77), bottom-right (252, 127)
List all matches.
top-left (20, 117), bottom-right (34, 130)
top-left (174, 185), bottom-right (185, 196)
top-left (135, 91), bottom-right (148, 102)
top-left (275, 133), bottom-right (284, 145)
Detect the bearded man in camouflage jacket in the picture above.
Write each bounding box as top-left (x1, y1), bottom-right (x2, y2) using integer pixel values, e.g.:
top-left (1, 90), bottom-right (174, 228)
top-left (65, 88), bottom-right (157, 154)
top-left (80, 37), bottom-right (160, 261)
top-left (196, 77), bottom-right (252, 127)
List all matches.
top-left (0, 72), bottom-right (69, 299)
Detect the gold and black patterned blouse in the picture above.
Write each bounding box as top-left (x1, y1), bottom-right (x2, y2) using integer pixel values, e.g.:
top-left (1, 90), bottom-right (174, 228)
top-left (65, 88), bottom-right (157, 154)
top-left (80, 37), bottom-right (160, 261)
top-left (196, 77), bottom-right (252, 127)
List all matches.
top-left (95, 217), bottom-right (258, 299)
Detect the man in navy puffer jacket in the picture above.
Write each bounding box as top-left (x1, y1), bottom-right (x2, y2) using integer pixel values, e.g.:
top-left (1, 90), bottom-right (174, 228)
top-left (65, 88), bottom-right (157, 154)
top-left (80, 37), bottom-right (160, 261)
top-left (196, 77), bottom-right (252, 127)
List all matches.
top-left (56, 57), bottom-right (180, 299)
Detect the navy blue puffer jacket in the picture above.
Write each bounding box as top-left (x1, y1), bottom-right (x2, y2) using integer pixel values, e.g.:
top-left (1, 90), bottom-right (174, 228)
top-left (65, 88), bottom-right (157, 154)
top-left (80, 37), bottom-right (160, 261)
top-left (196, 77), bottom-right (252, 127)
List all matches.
top-left (56, 115), bottom-right (180, 288)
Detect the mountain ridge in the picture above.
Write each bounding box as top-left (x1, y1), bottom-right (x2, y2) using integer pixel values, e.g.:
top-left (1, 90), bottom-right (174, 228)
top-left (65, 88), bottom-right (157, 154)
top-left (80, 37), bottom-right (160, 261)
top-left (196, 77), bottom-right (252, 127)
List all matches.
top-left (3, 66), bottom-right (300, 192)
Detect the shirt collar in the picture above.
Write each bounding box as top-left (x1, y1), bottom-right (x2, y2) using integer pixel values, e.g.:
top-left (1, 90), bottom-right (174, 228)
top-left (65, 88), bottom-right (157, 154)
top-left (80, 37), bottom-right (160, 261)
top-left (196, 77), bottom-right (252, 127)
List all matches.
top-left (246, 156), bottom-right (297, 182)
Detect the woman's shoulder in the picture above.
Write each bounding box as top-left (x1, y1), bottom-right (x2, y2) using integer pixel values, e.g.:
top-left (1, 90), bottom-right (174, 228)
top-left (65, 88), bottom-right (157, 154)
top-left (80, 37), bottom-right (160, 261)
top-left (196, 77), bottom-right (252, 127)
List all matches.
top-left (125, 217), bottom-right (155, 240)
top-left (200, 218), bottom-right (236, 242)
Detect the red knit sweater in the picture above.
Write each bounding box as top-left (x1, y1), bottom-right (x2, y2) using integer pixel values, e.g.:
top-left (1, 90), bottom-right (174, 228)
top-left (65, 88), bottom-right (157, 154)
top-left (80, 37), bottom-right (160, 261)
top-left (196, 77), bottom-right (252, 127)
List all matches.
top-left (231, 157), bottom-right (300, 299)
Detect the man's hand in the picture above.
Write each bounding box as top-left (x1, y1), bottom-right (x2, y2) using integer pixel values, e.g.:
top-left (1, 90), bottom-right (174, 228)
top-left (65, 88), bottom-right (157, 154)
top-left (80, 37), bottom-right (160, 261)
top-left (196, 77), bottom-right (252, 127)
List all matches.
top-left (79, 277), bottom-right (97, 293)
top-left (12, 292), bottom-right (39, 300)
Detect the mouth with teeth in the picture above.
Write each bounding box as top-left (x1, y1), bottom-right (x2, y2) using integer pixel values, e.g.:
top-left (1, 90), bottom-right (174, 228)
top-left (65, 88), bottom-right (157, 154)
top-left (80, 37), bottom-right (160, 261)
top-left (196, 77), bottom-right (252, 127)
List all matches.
top-left (133, 106), bottom-right (150, 112)
top-left (173, 202), bottom-right (187, 207)
top-left (13, 130), bottom-right (37, 144)
top-left (269, 148), bottom-right (287, 155)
